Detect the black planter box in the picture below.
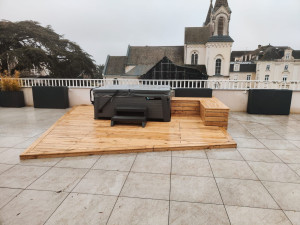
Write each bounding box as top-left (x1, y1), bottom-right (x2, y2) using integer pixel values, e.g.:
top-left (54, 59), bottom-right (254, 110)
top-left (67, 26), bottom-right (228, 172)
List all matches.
top-left (175, 88), bottom-right (212, 97)
top-left (32, 86), bottom-right (69, 109)
top-left (247, 89), bottom-right (292, 115)
top-left (0, 91), bottom-right (25, 107)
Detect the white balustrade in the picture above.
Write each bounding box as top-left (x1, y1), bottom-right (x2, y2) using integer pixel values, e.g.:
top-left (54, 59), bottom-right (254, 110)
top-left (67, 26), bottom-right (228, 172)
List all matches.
top-left (0, 78), bottom-right (299, 90)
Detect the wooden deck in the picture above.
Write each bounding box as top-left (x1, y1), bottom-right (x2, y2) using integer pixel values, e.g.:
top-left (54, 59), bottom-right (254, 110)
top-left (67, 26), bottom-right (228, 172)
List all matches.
top-left (20, 104), bottom-right (236, 160)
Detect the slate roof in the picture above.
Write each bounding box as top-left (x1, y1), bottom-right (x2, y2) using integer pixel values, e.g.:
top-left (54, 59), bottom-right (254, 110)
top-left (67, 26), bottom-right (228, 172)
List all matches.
top-left (204, 1), bottom-right (213, 26)
top-left (214, 0), bottom-right (231, 12)
top-left (231, 51), bottom-right (253, 61)
top-left (292, 50), bottom-right (300, 59)
top-left (127, 46), bottom-right (184, 66)
top-left (125, 65), bottom-right (154, 76)
top-left (207, 35), bottom-right (234, 43)
top-left (252, 45), bottom-right (290, 61)
top-left (184, 27), bottom-right (211, 44)
top-left (230, 64), bottom-right (257, 72)
top-left (104, 56), bottom-right (127, 75)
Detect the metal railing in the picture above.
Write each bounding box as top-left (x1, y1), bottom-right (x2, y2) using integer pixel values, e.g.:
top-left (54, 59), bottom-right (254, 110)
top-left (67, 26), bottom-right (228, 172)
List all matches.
top-left (1, 78), bottom-right (300, 90)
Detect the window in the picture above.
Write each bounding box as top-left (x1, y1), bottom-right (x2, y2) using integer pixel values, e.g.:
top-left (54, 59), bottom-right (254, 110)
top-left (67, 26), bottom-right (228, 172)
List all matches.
top-left (215, 59), bottom-right (222, 75)
top-left (286, 53), bottom-right (290, 60)
top-left (283, 75), bottom-right (288, 82)
top-left (265, 75), bottom-right (270, 81)
top-left (247, 75), bottom-right (251, 80)
top-left (266, 65), bottom-right (270, 71)
top-left (284, 65), bottom-right (289, 71)
top-left (191, 52), bottom-right (198, 65)
top-left (218, 17), bottom-right (224, 36)
top-left (234, 64), bottom-right (240, 72)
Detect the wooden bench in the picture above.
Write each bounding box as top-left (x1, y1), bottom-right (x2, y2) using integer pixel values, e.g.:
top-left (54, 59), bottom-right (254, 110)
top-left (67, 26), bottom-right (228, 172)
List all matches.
top-left (172, 97), bottom-right (230, 129)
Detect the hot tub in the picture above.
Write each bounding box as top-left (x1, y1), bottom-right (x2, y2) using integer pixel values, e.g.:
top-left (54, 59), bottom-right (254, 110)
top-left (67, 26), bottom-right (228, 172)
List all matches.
top-left (91, 85), bottom-right (171, 122)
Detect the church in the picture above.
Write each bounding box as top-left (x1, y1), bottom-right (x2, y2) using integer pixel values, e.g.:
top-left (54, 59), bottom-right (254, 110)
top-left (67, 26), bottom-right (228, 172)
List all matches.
top-left (103, 0), bottom-right (300, 81)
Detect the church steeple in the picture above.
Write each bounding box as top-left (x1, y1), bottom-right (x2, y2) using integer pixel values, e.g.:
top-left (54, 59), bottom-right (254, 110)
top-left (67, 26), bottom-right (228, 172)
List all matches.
top-left (204, 0), bottom-right (213, 26)
top-left (210, 0), bottom-right (232, 36)
top-left (213, 0), bottom-right (231, 13)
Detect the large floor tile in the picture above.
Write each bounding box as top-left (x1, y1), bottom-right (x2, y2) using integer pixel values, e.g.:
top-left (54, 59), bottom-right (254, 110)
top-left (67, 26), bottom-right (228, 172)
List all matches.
top-left (288, 164), bottom-right (300, 176)
top-left (172, 150), bottom-right (206, 159)
top-left (0, 164), bottom-right (14, 174)
top-left (248, 162), bottom-right (300, 183)
top-left (140, 151), bottom-right (171, 157)
top-left (272, 150), bottom-right (300, 164)
top-left (172, 157), bottom-right (213, 177)
top-left (206, 148), bottom-right (243, 161)
top-left (45, 193), bottom-right (117, 225)
top-left (0, 190), bottom-right (68, 225)
top-left (28, 167), bottom-right (88, 192)
top-left (238, 148), bottom-right (282, 163)
top-left (19, 157), bottom-right (62, 167)
top-left (0, 165), bottom-right (49, 188)
top-left (209, 159), bottom-right (257, 180)
top-left (0, 188), bottom-right (22, 208)
top-left (121, 172), bottom-right (170, 200)
top-left (290, 140), bottom-right (300, 149)
top-left (234, 138), bottom-right (266, 149)
top-left (13, 136), bottom-right (41, 149)
top-left (280, 132), bottom-right (300, 141)
top-left (93, 154), bottom-right (135, 171)
top-left (169, 201), bottom-right (230, 225)
top-left (107, 197), bottom-right (168, 225)
top-left (263, 181), bottom-right (300, 211)
top-left (55, 156), bottom-right (99, 169)
top-left (131, 155), bottom-right (171, 174)
top-left (73, 170), bottom-right (127, 196)
top-left (0, 148), bottom-right (9, 154)
top-left (259, 139), bottom-right (299, 151)
top-left (226, 206), bottom-right (292, 225)
top-left (285, 211), bottom-right (300, 225)
top-left (216, 178), bottom-right (279, 209)
top-left (171, 175), bottom-right (222, 204)
top-left (0, 148), bottom-right (25, 164)
top-left (0, 136), bottom-right (29, 148)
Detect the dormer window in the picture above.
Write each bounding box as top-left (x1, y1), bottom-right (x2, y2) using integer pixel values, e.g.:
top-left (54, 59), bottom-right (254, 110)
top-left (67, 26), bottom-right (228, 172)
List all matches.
top-left (284, 65), bottom-right (289, 71)
top-left (286, 53), bottom-right (290, 60)
top-left (283, 75), bottom-right (288, 82)
top-left (234, 64), bottom-right (240, 72)
top-left (191, 52), bottom-right (198, 65)
top-left (266, 65), bottom-right (270, 71)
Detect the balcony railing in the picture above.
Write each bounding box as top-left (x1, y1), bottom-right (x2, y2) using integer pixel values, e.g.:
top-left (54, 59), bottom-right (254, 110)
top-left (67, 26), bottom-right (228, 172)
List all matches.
top-left (1, 78), bottom-right (300, 90)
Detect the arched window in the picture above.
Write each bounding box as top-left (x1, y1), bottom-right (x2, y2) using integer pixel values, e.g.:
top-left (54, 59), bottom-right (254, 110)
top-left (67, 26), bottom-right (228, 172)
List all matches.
top-left (218, 17), bottom-right (224, 36)
top-left (215, 59), bottom-right (222, 75)
top-left (191, 52), bottom-right (198, 65)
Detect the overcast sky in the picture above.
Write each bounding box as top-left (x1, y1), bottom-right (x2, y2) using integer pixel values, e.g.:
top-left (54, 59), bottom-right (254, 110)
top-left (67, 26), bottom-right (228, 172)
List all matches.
top-left (1, 0), bottom-right (300, 64)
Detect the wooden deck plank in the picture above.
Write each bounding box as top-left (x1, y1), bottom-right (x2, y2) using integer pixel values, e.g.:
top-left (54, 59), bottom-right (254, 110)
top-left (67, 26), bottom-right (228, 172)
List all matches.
top-left (20, 105), bottom-right (236, 160)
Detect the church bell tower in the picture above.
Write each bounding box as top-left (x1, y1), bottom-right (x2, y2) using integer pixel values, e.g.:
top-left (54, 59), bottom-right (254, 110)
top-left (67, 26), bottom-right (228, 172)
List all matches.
top-left (204, 0), bottom-right (234, 78)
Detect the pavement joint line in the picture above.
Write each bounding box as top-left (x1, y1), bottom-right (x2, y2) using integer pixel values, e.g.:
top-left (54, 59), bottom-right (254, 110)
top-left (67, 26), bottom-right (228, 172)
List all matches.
top-left (205, 150), bottom-right (232, 225)
top-left (105, 153), bottom-right (138, 225)
top-left (239, 149), bottom-right (295, 225)
top-left (42, 154), bottom-right (103, 225)
top-left (0, 157), bottom-right (64, 210)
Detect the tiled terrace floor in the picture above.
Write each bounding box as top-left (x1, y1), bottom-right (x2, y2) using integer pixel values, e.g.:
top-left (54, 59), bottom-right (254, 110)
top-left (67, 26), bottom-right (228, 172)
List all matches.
top-left (0, 107), bottom-right (300, 225)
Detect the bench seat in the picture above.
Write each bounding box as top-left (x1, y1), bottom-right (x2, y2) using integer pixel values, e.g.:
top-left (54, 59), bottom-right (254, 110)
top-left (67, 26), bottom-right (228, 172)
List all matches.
top-left (172, 97), bottom-right (230, 129)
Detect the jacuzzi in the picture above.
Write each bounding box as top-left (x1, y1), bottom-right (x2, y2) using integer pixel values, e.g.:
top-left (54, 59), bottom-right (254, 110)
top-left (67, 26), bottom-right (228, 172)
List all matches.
top-left (90, 85), bottom-right (171, 122)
